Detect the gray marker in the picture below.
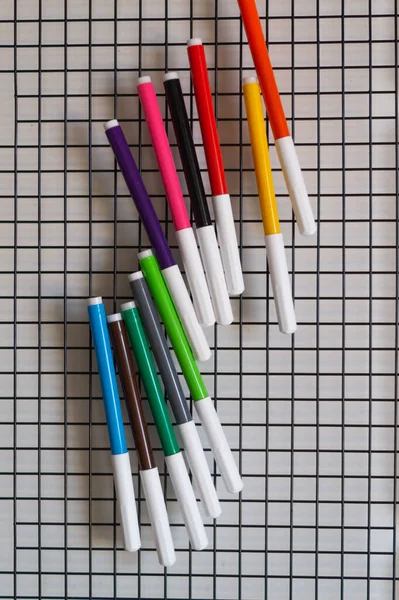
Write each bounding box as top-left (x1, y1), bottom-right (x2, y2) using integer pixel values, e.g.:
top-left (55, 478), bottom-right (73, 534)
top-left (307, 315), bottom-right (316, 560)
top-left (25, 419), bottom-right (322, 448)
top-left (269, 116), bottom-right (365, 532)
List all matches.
top-left (129, 272), bottom-right (192, 425)
top-left (128, 271), bottom-right (221, 519)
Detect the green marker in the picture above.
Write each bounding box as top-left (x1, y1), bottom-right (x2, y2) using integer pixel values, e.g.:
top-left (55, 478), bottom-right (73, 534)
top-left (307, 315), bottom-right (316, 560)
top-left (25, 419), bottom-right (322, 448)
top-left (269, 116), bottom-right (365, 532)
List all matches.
top-left (137, 250), bottom-right (207, 401)
top-left (135, 250), bottom-right (243, 494)
top-left (121, 300), bottom-right (178, 456)
top-left (121, 301), bottom-right (208, 550)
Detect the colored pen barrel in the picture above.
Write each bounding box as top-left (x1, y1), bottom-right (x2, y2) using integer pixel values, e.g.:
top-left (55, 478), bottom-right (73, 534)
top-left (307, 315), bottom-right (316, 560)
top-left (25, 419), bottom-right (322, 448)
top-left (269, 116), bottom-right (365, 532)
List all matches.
top-left (137, 76), bottom-right (215, 328)
top-left (187, 39), bottom-right (244, 297)
top-left (104, 119), bottom-right (211, 363)
top-left (121, 302), bottom-right (208, 550)
top-left (243, 78), bottom-right (296, 335)
top-left (104, 119), bottom-right (174, 269)
top-left (163, 72), bottom-right (233, 326)
top-left (138, 251), bottom-right (243, 494)
top-left (87, 297), bottom-right (140, 553)
top-left (129, 272), bottom-right (221, 519)
top-left (107, 314), bottom-right (175, 567)
top-left (237, 0), bottom-right (316, 236)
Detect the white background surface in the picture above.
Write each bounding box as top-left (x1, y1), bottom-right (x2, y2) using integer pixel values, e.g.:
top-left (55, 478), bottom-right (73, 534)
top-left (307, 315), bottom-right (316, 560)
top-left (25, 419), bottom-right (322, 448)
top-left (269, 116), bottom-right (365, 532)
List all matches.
top-left (1, 0), bottom-right (398, 598)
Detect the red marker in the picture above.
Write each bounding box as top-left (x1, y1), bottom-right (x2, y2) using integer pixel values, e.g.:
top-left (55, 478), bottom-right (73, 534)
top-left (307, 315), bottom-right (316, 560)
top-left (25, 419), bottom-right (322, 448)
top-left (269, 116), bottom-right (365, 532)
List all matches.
top-left (187, 39), bottom-right (245, 297)
top-left (237, 0), bottom-right (316, 236)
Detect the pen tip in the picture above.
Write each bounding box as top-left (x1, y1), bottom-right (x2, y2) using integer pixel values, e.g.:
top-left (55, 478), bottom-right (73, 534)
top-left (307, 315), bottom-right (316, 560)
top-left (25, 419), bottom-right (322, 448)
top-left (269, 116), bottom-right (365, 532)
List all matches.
top-left (137, 75), bottom-right (152, 86)
top-left (242, 75), bottom-right (258, 86)
top-left (163, 71), bottom-right (179, 83)
top-left (104, 119), bottom-right (119, 131)
top-left (187, 38), bottom-right (203, 47)
top-left (87, 296), bottom-right (103, 306)
top-left (107, 313), bottom-right (122, 323)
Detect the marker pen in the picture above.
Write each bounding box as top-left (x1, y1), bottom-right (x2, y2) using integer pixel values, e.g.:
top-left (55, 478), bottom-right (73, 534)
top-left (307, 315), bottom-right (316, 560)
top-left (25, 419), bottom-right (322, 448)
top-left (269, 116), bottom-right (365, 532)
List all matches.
top-left (243, 77), bottom-right (296, 334)
top-left (104, 119), bottom-right (211, 362)
top-left (163, 73), bottom-right (233, 326)
top-left (107, 314), bottom-right (175, 566)
top-left (137, 76), bottom-right (215, 328)
top-left (121, 302), bottom-right (208, 551)
top-left (237, 0), bottom-right (316, 236)
top-left (187, 38), bottom-right (244, 297)
top-left (129, 272), bottom-right (221, 519)
top-left (138, 250), bottom-right (243, 494)
top-left (87, 297), bottom-right (140, 552)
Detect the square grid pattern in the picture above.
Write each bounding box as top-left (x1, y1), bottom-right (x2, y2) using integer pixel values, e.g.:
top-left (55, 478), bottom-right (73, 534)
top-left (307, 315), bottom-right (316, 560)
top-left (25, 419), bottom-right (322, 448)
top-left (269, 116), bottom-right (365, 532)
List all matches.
top-left (1, 0), bottom-right (398, 598)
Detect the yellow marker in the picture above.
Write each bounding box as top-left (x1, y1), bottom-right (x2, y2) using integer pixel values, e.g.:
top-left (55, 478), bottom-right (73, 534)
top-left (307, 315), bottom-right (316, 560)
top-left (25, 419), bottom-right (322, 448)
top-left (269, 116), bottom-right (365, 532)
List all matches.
top-left (243, 76), bottom-right (296, 334)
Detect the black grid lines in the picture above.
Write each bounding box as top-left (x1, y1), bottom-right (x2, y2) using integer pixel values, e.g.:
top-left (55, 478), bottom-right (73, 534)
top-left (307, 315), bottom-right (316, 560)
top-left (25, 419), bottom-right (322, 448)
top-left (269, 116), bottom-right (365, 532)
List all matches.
top-left (1, 1), bottom-right (398, 599)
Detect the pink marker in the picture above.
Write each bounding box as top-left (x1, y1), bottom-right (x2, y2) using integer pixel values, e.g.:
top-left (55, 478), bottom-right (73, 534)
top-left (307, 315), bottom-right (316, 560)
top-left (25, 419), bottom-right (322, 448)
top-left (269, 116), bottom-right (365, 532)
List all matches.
top-left (137, 76), bottom-right (215, 329)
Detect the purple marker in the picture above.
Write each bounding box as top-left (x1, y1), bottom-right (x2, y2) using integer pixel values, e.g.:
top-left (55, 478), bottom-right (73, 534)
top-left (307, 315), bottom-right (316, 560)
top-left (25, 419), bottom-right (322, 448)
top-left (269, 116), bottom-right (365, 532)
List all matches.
top-left (104, 120), bottom-right (211, 363)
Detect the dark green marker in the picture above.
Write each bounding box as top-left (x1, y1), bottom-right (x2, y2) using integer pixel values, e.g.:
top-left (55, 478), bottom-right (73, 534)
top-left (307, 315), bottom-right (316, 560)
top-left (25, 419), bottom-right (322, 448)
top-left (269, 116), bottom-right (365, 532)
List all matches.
top-left (121, 300), bottom-right (208, 550)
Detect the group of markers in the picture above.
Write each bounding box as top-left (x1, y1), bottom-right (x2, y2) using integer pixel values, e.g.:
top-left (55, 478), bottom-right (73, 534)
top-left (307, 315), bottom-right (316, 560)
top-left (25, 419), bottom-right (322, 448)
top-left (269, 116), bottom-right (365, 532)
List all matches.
top-left (87, 0), bottom-right (316, 567)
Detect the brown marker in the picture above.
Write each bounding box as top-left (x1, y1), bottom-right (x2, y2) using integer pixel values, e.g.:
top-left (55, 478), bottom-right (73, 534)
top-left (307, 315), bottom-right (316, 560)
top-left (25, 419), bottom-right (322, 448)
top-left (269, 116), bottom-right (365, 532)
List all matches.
top-left (107, 314), bottom-right (155, 471)
top-left (107, 312), bottom-right (175, 566)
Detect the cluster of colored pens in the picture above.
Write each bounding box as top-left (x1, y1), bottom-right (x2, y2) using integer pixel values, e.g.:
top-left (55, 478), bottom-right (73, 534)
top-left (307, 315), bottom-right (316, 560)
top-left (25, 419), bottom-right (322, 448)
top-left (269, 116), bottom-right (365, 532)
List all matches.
top-left (86, 0), bottom-right (317, 566)
top-left (86, 39), bottom-right (246, 567)
top-left (87, 254), bottom-right (242, 566)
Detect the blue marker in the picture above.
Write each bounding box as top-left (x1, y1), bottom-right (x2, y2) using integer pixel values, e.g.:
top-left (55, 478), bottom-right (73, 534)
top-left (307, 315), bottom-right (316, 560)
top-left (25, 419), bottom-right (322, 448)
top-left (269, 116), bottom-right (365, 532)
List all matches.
top-left (87, 296), bottom-right (141, 552)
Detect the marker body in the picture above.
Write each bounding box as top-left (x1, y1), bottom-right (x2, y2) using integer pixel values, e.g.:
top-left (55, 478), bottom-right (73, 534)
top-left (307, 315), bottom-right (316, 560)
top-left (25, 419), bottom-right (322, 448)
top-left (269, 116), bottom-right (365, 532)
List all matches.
top-left (87, 298), bottom-right (140, 552)
top-left (163, 73), bottom-right (233, 324)
top-left (243, 79), bottom-right (296, 334)
top-left (129, 273), bottom-right (192, 425)
top-left (163, 73), bottom-right (211, 229)
top-left (137, 77), bottom-right (191, 231)
top-left (137, 78), bottom-right (215, 326)
top-left (187, 39), bottom-right (244, 296)
top-left (104, 120), bottom-right (175, 269)
top-left (105, 120), bottom-right (207, 359)
top-left (121, 303), bottom-right (180, 457)
top-left (237, 0), bottom-right (316, 236)
top-left (107, 315), bottom-right (155, 470)
top-left (138, 252), bottom-right (208, 402)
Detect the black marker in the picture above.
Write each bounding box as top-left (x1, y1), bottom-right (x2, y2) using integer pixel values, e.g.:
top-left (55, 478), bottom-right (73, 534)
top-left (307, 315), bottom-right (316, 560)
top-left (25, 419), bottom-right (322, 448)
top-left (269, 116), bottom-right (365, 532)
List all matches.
top-left (163, 72), bottom-right (233, 326)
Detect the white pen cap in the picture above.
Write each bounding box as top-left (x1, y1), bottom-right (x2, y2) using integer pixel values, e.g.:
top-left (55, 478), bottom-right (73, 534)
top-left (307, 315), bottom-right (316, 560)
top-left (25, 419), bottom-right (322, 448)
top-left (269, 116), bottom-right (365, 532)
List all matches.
top-left (111, 452), bottom-right (141, 552)
top-left (196, 225), bottom-right (233, 326)
top-left (194, 397), bottom-right (243, 494)
top-left (175, 227), bottom-right (215, 328)
top-left (140, 467), bottom-right (176, 567)
top-left (275, 136), bottom-right (316, 236)
top-left (177, 420), bottom-right (221, 519)
top-left (265, 233), bottom-right (296, 335)
top-left (161, 262), bottom-right (212, 362)
top-left (212, 194), bottom-right (244, 297)
top-left (165, 452), bottom-right (208, 550)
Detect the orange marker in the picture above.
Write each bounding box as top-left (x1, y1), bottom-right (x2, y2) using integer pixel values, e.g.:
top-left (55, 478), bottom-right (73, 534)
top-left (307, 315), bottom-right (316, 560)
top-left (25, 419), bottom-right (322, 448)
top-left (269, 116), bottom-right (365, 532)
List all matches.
top-left (237, 0), bottom-right (316, 236)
